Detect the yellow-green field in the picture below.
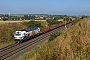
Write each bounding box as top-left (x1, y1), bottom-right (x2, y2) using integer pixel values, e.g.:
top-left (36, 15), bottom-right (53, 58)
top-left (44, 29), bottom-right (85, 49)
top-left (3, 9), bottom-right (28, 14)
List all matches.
top-left (0, 20), bottom-right (46, 24)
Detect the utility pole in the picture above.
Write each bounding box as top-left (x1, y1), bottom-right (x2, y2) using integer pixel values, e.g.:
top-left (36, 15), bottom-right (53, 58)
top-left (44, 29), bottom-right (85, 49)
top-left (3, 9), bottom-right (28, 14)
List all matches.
top-left (8, 13), bottom-right (10, 20)
top-left (65, 17), bottom-right (67, 29)
top-left (64, 15), bottom-right (67, 30)
top-left (69, 17), bottom-right (70, 21)
top-left (46, 21), bottom-right (48, 28)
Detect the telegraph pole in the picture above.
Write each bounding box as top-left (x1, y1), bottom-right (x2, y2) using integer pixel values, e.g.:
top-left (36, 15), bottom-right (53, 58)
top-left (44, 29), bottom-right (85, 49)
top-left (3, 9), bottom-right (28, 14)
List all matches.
top-left (46, 21), bottom-right (48, 28)
top-left (69, 17), bottom-right (70, 21)
top-left (64, 15), bottom-right (67, 30)
top-left (8, 13), bottom-right (10, 20)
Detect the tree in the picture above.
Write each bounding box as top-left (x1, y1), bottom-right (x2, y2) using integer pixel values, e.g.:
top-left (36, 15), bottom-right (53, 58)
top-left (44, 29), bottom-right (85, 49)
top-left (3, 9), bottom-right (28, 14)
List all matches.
top-left (64, 17), bottom-right (72, 22)
top-left (43, 17), bottom-right (46, 20)
top-left (80, 15), bottom-right (87, 19)
top-left (2, 18), bottom-right (8, 21)
top-left (21, 17), bottom-right (24, 20)
top-left (28, 21), bottom-right (42, 28)
top-left (24, 15), bottom-right (28, 20)
top-left (53, 17), bottom-right (57, 20)
top-left (46, 19), bottom-right (60, 26)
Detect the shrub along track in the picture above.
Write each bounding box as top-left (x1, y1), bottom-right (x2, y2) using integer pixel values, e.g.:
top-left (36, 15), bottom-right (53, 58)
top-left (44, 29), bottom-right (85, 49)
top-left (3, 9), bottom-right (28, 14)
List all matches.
top-left (0, 22), bottom-right (72, 60)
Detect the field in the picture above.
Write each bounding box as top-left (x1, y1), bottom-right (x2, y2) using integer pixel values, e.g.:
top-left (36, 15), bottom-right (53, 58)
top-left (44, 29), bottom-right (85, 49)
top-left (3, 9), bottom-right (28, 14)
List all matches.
top-left (0, 20), bottom-right (46, 24)
top-left (17, 18), bottom-right (90, 60)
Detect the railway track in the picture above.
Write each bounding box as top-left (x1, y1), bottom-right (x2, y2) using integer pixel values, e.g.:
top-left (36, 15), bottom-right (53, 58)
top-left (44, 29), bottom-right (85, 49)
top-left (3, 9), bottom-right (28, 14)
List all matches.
top-left (0, 43), bottom-right (18, 52)
top-left (0, 22), bottom-right (72, 60)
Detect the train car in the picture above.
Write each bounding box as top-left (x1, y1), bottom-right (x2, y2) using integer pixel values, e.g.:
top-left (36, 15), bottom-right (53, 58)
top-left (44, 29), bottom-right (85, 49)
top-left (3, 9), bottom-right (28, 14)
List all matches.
top-left (40, 27), bottom-right (54, 34)
top-left (14, 27), bottom-right (40, 43)
top-left (14, 21), bottom-right (74, 43)
top-left (41, 21), bottom-right (74, 34)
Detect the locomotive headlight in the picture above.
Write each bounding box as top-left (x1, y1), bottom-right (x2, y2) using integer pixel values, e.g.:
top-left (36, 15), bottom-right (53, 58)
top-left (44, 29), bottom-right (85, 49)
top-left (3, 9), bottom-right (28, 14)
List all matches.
top-left (19, 37), bottom-right (22, 38)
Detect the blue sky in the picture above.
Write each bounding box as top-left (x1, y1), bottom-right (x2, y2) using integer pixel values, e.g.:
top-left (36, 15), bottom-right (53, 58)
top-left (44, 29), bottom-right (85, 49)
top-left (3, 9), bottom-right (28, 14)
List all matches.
top-left (0, 0), bottom-right (90, 15)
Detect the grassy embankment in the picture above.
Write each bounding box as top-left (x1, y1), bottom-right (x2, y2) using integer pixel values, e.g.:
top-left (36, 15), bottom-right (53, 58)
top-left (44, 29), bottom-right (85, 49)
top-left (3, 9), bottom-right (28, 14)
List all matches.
top-left (0, 21), bottom-right (47, 48)
top-left (17, 19), bottom-right (90, 60)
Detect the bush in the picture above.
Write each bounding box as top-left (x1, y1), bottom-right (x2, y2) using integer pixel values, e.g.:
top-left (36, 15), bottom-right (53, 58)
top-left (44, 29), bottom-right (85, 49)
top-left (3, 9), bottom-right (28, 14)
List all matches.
top-left (63, 17), bottom-right (72, 22)
top-left (28, 21), bottom-right (42, 28)
top-left (72, 20), bottom-right (80, 25)
top-left (48, 32), bottom-right (61, 41)
top-left (80, 15), bottom-right (87, 19)
top-left (22, 20), bottom-right (43, 28)
top-left (2, 18), bottom-right (8, 21)
top-left (46, 19), bottom-right (62, 26)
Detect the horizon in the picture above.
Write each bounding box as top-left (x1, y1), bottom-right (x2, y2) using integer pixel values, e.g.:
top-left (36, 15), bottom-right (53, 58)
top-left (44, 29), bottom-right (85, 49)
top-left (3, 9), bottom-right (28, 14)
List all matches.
top-left (0, 0), bottom-right (90, 15)
top-left (0, 14), bottom-right (89, 16)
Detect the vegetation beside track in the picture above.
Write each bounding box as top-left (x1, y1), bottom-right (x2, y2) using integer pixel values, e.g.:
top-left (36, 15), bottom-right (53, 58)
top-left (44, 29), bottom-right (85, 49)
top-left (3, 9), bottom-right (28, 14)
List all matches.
top-left (48, 32), bottom-right (61, 41)
top-left (46, 19), bottom-right (63, 26)
top-left (17, 19), bottom-right (90, 60)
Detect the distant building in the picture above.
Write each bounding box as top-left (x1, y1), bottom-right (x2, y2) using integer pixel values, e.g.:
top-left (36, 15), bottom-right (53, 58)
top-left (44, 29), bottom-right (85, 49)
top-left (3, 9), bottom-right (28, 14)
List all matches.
top-left (0, 17), bottom-right (1, 19)
top-left (40, 16), bottom-right (44, 19)
top-left (0, 15), bottom-right (4, 20)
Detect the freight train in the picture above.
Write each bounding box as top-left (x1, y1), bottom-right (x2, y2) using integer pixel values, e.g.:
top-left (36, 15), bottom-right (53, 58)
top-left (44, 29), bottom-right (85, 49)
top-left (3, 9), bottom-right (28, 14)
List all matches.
top-left (14, 21), bottom-right (74, 43)
top-left (14, 27), bottom-right (40, 43)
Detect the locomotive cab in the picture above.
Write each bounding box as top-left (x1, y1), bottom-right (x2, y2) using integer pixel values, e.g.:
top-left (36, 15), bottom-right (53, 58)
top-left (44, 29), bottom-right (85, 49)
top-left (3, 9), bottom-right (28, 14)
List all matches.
top-left (14, 31), bottom-right (26, 43)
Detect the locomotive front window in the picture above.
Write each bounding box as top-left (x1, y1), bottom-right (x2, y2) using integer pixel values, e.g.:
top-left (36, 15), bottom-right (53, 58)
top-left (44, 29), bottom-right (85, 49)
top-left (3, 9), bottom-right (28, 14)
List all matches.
top-left (15, 34), bottom-right (21, 36)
